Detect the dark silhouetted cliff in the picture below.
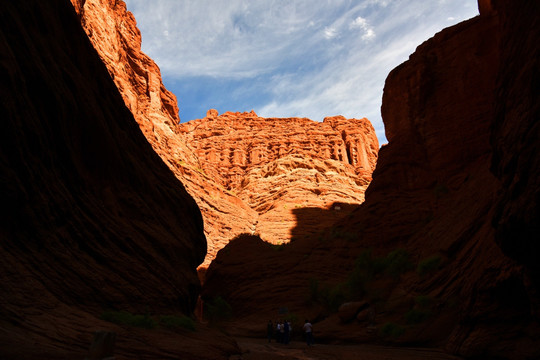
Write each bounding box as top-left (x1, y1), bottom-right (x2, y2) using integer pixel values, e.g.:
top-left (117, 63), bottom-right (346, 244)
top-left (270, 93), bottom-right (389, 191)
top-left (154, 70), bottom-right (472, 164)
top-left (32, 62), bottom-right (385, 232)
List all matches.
top-left (203, 1), bottom-right (540, 358)
top-left (0, 1), bottom-right (240, 359)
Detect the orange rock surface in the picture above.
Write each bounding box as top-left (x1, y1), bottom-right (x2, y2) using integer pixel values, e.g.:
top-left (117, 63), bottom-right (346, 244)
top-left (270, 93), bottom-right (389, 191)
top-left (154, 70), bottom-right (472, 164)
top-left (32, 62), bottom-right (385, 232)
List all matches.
top-left (70, 0), bottom-right (258, 266)
top-left (180, 111), bottom-right (378, 248)
top-left (72, 0), bottom-right (379, 266)
top-left (180, 111), bottom-right (377, 189)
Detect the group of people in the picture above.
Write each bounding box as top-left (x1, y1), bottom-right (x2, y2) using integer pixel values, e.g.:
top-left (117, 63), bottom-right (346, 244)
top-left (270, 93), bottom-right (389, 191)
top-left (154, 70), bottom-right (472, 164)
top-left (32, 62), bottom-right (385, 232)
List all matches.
top-left (266, 319), bottom-right (314, 346)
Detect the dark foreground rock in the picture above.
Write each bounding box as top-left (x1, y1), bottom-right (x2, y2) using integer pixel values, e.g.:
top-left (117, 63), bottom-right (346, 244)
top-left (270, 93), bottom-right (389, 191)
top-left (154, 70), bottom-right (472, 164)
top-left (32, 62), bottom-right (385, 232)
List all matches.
top-left (203, 1), bottom-right (540, 359)
top-left (0, 1), bottom-right (237, 359)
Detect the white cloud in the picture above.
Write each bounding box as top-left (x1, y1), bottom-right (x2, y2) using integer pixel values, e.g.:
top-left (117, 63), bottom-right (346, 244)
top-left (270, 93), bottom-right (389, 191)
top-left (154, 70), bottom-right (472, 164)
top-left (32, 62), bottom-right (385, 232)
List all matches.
top-left (350, 16), bottom-right (376, 40)
top-left (362, 28), bottom-right (375, 40)
top-left (324, 26), bottom-right (338, 39)
top-left (350, 16), bottom-right (368, 29)
top-left (125, 0), bottom-right (340, 78)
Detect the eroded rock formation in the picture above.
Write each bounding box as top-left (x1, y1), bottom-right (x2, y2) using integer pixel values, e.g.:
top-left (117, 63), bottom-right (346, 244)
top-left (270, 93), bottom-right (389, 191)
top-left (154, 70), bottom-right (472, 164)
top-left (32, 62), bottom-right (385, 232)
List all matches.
top-left (70, 0), bottom-right (258, 266)
top-left (0, 1), bottom-right (237, 359)
top-left (202, 1), bottom-right (540, 358)
top-left (180, 111), bottom-right (377, 190)
top-left (180, 111), bottom-right (378, 247)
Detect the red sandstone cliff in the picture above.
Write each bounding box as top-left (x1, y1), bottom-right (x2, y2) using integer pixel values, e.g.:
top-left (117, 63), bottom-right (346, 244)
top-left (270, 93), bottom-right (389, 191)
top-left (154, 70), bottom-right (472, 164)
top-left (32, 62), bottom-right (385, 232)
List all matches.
top-left (0, 1), bottom-right (237, 359)
top-left (180, 111), bottom-right (377, 189)
top-left (180, 110), bottom-right (378, 247)
top-left (70, 0), bottom-right (259, 266)
top-left (202, 1), bottom-right (540, 358)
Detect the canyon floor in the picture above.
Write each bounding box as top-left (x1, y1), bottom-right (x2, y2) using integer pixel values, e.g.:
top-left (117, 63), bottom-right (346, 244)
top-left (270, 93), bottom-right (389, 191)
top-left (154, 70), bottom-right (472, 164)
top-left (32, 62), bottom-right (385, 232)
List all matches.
top-left (229, 336), bottom-right (461, 360)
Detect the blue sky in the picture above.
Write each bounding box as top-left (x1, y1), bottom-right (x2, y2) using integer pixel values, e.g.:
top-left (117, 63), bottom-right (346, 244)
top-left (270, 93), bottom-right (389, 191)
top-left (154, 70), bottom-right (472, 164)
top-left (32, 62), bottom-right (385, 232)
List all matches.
top-left (123, 0), bottom-right (479, 144)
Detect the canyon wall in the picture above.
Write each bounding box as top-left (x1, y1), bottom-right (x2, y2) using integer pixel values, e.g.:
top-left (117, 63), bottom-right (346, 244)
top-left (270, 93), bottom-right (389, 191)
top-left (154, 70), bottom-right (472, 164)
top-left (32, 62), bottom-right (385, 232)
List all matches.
top-left (180, 110), bottom-right (378, 247)
top-left (490, 0), bottom-right (540, 286)
top-left (0, 1), bottom-right (238, 359)
top-left (70, 0), bottom-right (258, 266)
top-left (180, 111), bottom-right (377, 190)
top-left (202, 1), bottom-right (540, 358)
top-left (71, 0), bottom-right (379, 266)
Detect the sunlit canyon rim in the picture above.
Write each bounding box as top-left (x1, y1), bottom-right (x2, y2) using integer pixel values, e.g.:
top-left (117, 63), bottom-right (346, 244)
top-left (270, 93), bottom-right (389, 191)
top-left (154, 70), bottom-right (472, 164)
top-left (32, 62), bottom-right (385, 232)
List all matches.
top-left (1, 0), bottom-right (539, 359)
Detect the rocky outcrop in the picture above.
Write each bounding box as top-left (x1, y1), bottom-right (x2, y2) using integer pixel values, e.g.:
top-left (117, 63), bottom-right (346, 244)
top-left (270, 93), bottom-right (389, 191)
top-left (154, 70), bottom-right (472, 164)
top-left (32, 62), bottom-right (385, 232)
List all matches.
top-left (180, 111), bottom-right (378, 190)
top-left (70, 0), bottom-right (181, 134)
top-left (203, 1), bottom-right (540, 358)
top-left (69, 0), bottom-right (260, 266)
top-left (0, 1), bottom-right (237, 359)
top-left (180, 111), bottom-right (378, 246)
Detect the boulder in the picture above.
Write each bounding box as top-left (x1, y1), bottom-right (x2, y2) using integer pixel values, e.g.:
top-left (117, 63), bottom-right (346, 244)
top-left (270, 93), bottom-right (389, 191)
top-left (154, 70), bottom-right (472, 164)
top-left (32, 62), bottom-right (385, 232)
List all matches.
top-left (338, 301), bottom-right (369, 323)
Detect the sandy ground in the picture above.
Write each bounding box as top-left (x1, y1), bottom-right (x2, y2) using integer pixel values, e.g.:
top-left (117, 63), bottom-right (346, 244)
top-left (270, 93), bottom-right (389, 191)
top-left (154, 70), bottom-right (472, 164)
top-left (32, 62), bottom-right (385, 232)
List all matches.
top-left (229, 337), bottom-right (464, 360)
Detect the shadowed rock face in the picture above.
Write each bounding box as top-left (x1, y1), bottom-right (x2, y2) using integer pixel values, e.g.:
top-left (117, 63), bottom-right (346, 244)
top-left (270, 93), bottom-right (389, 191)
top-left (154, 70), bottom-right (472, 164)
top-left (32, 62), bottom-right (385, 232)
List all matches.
top-left (203, 1), bottom-right (540, 358)
top-left (0, 1), bottom-right (222, 358)
top-left (490, 0), bottom-right (540, 286)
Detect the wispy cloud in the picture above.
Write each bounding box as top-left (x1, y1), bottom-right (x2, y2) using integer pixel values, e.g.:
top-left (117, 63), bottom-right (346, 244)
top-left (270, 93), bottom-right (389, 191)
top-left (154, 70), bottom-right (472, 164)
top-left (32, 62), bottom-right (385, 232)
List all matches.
top-left (324, 26), bottom-right (338, 39)
top-left (350, 16), bottom-right (375, 40)
top-left (124, 0), bottom-right (478, 144)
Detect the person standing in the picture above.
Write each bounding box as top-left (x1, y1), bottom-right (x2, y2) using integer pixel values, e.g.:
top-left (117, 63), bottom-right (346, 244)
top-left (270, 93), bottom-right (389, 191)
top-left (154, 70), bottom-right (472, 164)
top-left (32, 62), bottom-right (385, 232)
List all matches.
top-left (303, 319), bottom-right (313, 346)
top-left (277, 321), bottom-right (283, 343)
top-left (287, 320), bottom-right (292, 343)
top-left (267, 320), bottom-right (273, 343)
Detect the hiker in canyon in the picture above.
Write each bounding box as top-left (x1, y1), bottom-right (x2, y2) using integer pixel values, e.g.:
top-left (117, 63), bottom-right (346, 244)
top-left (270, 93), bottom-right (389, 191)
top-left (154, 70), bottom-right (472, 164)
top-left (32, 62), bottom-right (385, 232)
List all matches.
top-left (283, 319), bottom-right (291, 344)
top-left (303, 319), bottom-right (314, 346)
top-left (266, 320), bottom-right (273, 343)
top-left (276, 320), bottom-right (284, 343)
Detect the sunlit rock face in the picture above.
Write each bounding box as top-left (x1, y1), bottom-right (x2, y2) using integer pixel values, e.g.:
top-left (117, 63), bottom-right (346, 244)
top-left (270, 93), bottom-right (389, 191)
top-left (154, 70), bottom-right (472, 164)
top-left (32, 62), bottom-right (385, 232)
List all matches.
top-left (203, 1), bottom-right (540, 358)
top-left (179, 110), bottom-right (379, 254)
top-left (70, 0), bottom-right (257, 266)
top-left (71, 0), bottom-right (380, 266)
top-left (70, 0), bottom-right (180, 132)
top-left (0, 0), bottom-right (211, 358)
top-left (180, 111), bottom-right (378, 190)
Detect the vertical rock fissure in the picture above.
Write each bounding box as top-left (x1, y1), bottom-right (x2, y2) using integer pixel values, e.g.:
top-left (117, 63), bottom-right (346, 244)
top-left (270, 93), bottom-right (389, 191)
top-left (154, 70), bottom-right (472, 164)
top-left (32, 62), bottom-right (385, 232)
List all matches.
top-left (342, 130), bottom-right (352, 165)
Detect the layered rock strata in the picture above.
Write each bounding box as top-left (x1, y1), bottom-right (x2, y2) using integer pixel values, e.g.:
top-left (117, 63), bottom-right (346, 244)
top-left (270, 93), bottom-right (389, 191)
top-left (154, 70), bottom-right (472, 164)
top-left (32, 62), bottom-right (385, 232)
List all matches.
top-left (180, 111), bottom-right (377, 190)
top-left (0, 1), bottom-right (239, 359)
top-left (203, 1), bottom-right (540, 358)
top-left (180, 111), bottom-right (379, 246)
